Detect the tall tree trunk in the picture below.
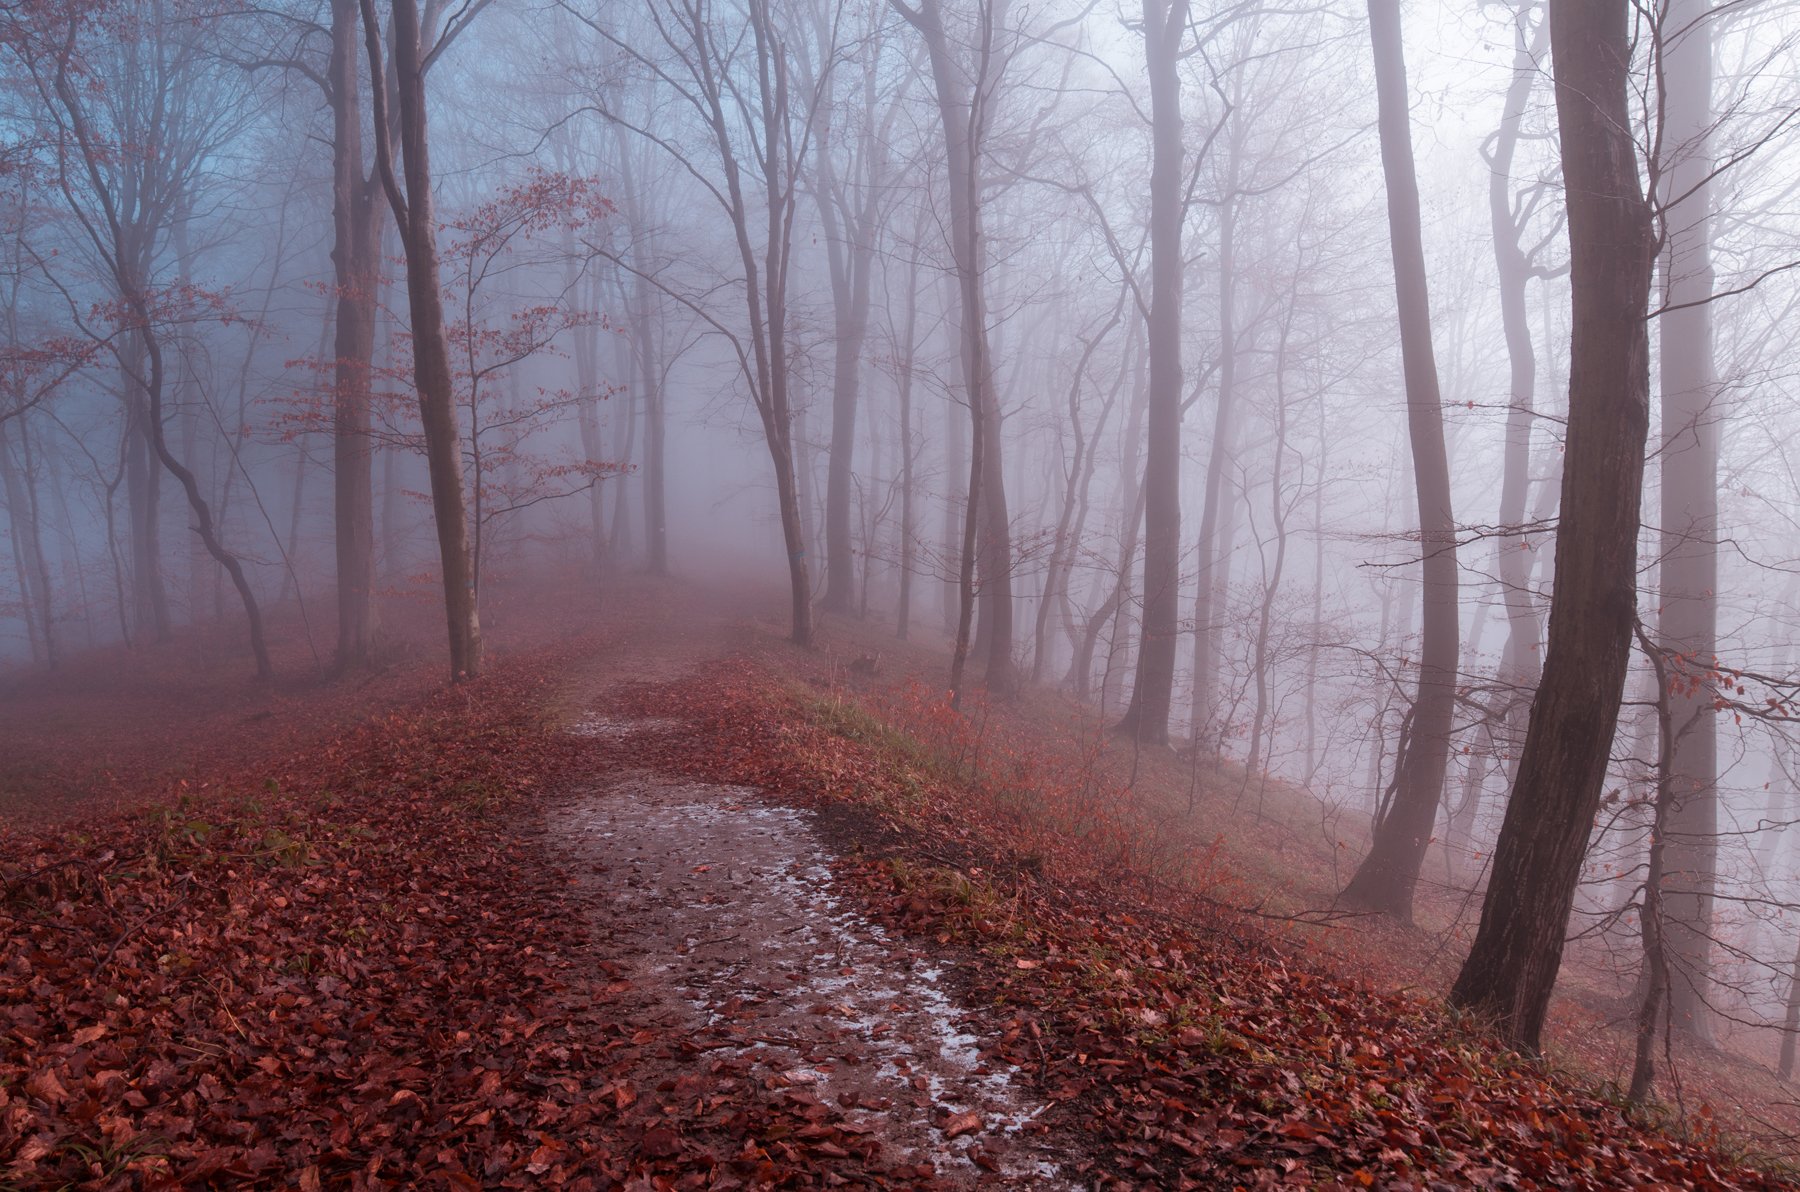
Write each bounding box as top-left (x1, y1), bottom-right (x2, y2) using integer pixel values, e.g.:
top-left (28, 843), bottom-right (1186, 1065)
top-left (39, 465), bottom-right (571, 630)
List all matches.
top-left (128, 300), bottom-right (274, 679)
top-left (1448, 0), bottom-right (1655, 1050)
top-left (1118, 0), bottom-right (1187, 745)
top-left (1656, 0), bottom-right (1719, 1047)
top-left (1780, 930), bottom-right (1800, 1081)
top-left (1339, 0), bottom-right (1459, 922)
top-left (122, 336), bottom-right (170, 643)
top-left (633, 273), bottom-right (666, 574)
top-left (0, 419), bottom-right (54, 667)
top-left (569, 259), bottom-right (608, 569)
top-left (610, 339), bottom-right (639, 564)
top-left (328, 0), bottom-right (382, 671)
top-left (941, 340), bottom-right (965, 637)
top-left (1034, 308), bottom-right (1121, 683)
top-left (1628, 625), bottom-right (1678, 1103)
top-left (1303, 397), bottom-right (1329, 784)
top-left (815, 122), bottom-right (875, 617)
top-left (900, 0), bottom-right (1013, 697)
top-left (1490, 4), bottom-right (1550, 724)
top-left (362, 0), bottom-right (482, 681)
top-left (895, 249), bottom-right (921, 641)
top-left (1246, 312), bottom-right (1298, 779)
top-left (1191, 192), bottom-right (1238, 750)
top-left (1072, 364), bottom-right (1148, 700)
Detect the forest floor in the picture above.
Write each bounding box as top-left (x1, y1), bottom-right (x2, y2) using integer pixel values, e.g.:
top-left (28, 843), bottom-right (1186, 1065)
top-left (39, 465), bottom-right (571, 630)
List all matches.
top-left (3, 574), bottom-right (1800, 1188)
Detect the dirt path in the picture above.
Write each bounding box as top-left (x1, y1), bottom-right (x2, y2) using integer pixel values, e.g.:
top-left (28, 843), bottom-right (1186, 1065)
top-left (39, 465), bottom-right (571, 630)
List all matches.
top-left (541, 606), bottom-right (1079, 1187)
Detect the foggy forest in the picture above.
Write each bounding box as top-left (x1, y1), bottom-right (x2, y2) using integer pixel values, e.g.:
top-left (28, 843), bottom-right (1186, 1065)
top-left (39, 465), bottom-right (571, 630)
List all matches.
top-left (7, 0), bottom-right (1800, 1186)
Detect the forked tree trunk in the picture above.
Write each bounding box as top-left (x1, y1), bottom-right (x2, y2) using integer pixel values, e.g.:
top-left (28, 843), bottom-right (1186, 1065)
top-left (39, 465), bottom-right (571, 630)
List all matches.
top-left (130, 299), bottom-right (274, 679)
top-left (898, 0), bottom-right (1014, 699)
top-left (1339, 0), bottom-right (1458, 922)
top-left (1034, 306), bottom-right (1121, 684)
top-left (1448, 0), bottom-right (1655, 1051)
top-left (362, 0), bottom-right (482, 681)
top-left (814, 100), bottom-right (877, 617)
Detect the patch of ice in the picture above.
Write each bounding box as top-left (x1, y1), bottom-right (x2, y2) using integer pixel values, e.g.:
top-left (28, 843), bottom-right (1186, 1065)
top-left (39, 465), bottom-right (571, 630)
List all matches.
top-left (555, 778), bottom-right (1073, 1186)
top-left (566, 715), bottom-right (681, 742)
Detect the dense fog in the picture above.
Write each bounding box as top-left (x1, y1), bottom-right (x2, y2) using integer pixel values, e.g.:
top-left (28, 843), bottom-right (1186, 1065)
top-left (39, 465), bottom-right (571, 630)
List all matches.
top-left (7, 0), bottom-right (1800, 1075)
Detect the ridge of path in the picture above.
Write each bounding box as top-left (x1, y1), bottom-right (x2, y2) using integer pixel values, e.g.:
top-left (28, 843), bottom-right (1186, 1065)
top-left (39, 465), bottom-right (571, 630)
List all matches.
top-left (536, 591), bottom-right (1083, 1187)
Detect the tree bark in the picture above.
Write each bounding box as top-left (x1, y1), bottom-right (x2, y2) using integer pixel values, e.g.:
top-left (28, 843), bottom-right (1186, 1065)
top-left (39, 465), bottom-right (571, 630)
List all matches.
top-left (1655, 0), bottom-right (1719, 1047)
top-left (362, 0), bottom-right (483, 681)
top-left (1190, 193), bottom-right (1238, 751)
top-left (899, 0), bottom-right (1014, 698)
top-left (122, 334), bottom-right (171, 643)
top-left (1490, 5), bottom-right (1549, 710)
top-left (329, 0), bottom-right (381, 671)
top-left (814, 94), bottom-right (877, 617)
top-left (1118, 0), bottom-right (1187, 746)
top-left (1448, 0), bottom-right (1655, 1050)
top-left (0, 418), bottom-right (54, 667)
top-left (1339, 0), bottom-right (1459, 922)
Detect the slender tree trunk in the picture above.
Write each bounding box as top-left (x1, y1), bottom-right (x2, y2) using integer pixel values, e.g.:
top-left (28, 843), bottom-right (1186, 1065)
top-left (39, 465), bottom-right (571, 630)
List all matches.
top-left (278, 430), bottom-right (310, 605)
top-left (0, 419), bottom-right (54, 667)
top-left (130, 301), bottom-right (273, 678)
top-left (941, 347), bottom-right (965, 636)
top-left (1072, 369), bottom-right (1148, 700)
top-left (329, 0), bottom-right (382, 671)
top-left (901, 0), bottom-right (1013, 697)
top-left (1780, 931), bottom-right (1800, 1081)
top-left (1191, 193), bottom-right (1238, 749)
top-left (1656, 0), bottom-right (1719, 1047)
top-left (1491, 5), bottom-right (1549, 728)
top-left (569, 259), bottom-right (608, 569)
top-left (1303, 398), bottom-right (1328, 783)
top-left (122, 334), bottom-right (170, 643)
top-left (362, 0), bottom-right (482, 681)
top-left (1448, 0), bottom-right (1655, 1050)
top-left (611, 316), bottom-right (641, 564)
top-left (1119, 0), bottom-right (1187, 745)
top-left (895, 250), bottom-right (920, 641)
top-left (1033, 311), bottom-right (1119, 683)
top-left (815, 126), bottom-right (875, 617)
top-left (633, 273), bottom-right (666, 574)
top-left (1339, 0), bottom-right (1459, 922)
top-left (1246, 315), bottom-right (1298, 778)
top-left (1629, 627), bottom-right (1678, 1103)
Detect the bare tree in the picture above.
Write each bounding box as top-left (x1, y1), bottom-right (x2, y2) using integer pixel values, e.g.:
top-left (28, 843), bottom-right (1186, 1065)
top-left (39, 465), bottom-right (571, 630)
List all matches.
top-left (573, 0), bottom-right (842, 647)
top-left (1116, 0), bottom-right (1190, 746)
top-left (14, 0), bottom-right (275, 677)
top-left (361, 0), bottom-right (483, 680)
top-left (894, 0), bottom-right (1017, 699)
top-left (1449, 0), bottom-right (1656, 1050)
top-left (1654, 0), bottom-right (1722, 1046)
top-left (1337, 0), bottom-right (1459, 922)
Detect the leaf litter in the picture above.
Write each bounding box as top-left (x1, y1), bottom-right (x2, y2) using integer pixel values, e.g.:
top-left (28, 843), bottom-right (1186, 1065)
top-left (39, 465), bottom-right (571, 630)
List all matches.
top-left (8, 582), bottom-right (1800, 1190)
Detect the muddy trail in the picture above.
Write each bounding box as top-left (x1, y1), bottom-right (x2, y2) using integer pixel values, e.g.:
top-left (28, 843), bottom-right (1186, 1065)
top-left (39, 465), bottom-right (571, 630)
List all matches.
top-left (537, 619), bottom-right (1084, 1187)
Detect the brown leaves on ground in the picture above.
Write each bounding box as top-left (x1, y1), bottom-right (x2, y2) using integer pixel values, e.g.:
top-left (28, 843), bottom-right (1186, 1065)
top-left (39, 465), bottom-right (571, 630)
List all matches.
top-left (613, 658), bottom-right (1799, 1191)
top-left (8, 614), bottom-right (1798, 1190)
top-left (1, 644), bottom-right (629, 1189)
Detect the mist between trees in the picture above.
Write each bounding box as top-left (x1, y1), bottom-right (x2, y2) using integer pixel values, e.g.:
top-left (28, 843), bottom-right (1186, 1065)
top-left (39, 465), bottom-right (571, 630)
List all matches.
top-left (5, 0), bottom-right (1800, 1097)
